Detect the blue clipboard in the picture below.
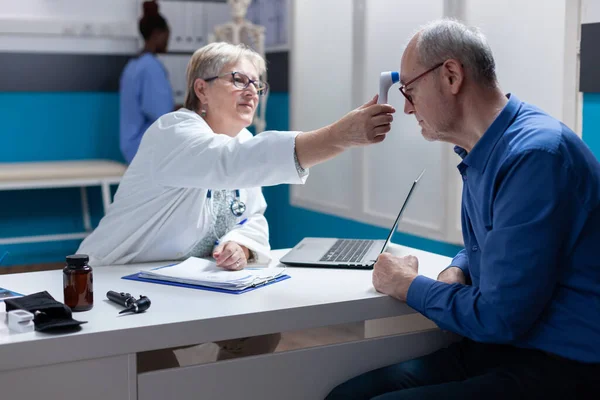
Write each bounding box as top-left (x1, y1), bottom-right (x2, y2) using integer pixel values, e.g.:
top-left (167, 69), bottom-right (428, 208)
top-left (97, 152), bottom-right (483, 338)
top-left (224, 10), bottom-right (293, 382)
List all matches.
top-left (0, 287), bottom-right (24, 302)
top-left (121, 272), bottom-right (290, 295)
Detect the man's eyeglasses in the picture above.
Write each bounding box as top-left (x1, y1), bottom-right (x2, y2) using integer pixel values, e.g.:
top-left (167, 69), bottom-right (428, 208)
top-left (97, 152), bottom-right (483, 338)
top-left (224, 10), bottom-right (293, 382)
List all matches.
top-left (204, 71), bottom-right (269, 96)
top-left (399, 62), bottom-right (444, 105)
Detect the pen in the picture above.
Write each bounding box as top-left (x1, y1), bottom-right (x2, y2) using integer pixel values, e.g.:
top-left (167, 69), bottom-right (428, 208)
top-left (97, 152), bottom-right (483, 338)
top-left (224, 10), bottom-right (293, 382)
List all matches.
top-left (250, 277), bottom-right (277, 288)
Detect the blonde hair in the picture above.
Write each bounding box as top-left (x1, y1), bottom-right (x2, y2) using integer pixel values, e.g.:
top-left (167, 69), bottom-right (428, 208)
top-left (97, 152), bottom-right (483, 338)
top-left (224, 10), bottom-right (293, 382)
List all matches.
top-left (184, 42), bottom-right (267, 111)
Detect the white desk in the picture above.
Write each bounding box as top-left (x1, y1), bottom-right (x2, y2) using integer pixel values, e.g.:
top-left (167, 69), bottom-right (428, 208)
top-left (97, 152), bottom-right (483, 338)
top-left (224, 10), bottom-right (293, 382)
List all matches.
top-left (0, 246), bottom-right (455, 400)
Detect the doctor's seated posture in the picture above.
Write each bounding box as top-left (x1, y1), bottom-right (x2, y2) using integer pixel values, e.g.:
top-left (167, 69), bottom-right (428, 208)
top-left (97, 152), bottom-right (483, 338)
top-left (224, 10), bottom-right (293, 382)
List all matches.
top-left (77, 42), bottom-right (395, 369)
top-left (327, 19), bottom-right (600, 400)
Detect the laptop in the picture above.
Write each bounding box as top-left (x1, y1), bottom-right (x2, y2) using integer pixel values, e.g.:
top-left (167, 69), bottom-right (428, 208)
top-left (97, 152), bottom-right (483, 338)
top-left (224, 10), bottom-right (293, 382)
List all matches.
top-left (280, 169), bottom-right (425, 269)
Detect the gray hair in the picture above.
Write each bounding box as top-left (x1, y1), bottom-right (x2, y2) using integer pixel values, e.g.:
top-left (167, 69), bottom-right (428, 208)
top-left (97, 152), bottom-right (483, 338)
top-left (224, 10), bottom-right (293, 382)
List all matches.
top-left (415, 19), bottom-right (497, 88)
top-left (184, 42), bottom-right (266, 111)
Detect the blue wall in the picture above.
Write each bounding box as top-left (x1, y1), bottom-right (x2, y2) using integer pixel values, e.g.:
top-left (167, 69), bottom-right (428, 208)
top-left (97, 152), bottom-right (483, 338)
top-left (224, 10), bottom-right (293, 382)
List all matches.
top-left (583, 93), bottom-right (600, 160)
top-left (0, 92), bottom-right (123, 162)
top-left (0, 92), bottom-right (123, 266)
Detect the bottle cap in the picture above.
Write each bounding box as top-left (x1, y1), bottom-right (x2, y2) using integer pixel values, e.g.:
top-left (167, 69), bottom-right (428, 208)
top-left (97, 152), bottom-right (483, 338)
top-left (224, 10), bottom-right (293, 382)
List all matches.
top-left (66, 254), bottom-right (89, 267)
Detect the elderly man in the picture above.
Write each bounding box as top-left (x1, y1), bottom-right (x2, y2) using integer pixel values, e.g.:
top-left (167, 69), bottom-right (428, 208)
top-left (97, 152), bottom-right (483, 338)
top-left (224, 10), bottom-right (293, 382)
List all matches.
top-left (326, 19), bottom-right (600, 400)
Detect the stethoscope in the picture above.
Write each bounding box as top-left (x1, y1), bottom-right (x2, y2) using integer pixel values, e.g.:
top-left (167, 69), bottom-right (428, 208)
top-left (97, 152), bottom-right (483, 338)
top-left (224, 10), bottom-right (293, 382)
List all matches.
top-left (206, 189), bottom-right (246, 217)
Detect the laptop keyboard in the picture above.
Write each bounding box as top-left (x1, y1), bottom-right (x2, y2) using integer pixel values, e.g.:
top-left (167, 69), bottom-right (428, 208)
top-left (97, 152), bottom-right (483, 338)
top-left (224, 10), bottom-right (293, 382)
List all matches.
top-left (319, 239), bottom-right (376, 263)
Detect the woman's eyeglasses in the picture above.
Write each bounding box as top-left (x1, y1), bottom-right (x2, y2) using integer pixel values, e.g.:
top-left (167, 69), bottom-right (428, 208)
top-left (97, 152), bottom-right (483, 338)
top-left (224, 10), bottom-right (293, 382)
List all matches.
top-left (204, 71), bottom-right (269, 96)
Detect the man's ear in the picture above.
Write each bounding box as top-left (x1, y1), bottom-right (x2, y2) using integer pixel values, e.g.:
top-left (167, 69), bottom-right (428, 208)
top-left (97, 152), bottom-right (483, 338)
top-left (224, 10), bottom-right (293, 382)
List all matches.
top-left (442, 59), bottom-right (464, 95)
top-left (194, 78), bottom-right (209, 104)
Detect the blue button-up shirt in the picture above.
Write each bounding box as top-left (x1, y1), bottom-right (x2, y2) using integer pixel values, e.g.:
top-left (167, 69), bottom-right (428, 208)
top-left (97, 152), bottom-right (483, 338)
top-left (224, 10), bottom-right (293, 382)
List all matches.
top-left (119, 53), bottom-right (174, 163)
top-left (407, 94), bottom-right (600, 363)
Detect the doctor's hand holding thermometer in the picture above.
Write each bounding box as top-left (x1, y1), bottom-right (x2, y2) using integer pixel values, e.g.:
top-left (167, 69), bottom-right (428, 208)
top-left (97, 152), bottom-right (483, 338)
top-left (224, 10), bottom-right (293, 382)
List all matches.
top-left (292, 71), bottom-right (400, 167)
top-left (293, 94), bottom-right (396, 171)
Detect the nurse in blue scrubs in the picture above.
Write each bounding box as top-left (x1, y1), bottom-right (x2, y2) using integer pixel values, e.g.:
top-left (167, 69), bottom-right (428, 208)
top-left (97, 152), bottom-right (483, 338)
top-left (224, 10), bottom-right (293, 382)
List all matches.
top-left (119, 0), bottom-right (175, 163)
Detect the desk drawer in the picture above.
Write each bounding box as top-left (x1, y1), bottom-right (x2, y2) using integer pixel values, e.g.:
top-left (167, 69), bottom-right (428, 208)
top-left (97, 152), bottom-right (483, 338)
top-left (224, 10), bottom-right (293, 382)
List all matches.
top-left (138, 329), bottom-right (454, 400)
top-left (0, 354), bottom-right (136, 400)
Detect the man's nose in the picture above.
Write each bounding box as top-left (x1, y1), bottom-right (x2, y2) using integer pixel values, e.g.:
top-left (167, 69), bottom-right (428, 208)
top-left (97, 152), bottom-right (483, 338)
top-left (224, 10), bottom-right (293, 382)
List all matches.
top-left (404, 98), bottom-right (415, 115)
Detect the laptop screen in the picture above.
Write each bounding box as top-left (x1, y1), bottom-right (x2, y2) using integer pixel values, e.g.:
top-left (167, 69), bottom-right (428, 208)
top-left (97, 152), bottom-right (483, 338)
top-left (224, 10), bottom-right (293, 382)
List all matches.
top-left (378, 169), bottom-right (425, 255)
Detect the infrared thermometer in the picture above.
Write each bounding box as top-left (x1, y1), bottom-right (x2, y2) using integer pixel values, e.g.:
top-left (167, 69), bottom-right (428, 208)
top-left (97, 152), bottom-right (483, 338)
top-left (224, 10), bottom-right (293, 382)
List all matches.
top-left (378, 71), bottom-right (400, 104)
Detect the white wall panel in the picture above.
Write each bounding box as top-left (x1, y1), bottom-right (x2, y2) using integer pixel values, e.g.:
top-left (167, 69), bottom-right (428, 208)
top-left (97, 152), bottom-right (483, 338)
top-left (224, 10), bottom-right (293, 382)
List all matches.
top-left (464, 0), bottom-right (572, 128)
top-left (362, 0), bottom-right (446, 238)
top-left (290, 0), bottom-right (355, 213)
top-left (581, 0), bottom-right (600, 23)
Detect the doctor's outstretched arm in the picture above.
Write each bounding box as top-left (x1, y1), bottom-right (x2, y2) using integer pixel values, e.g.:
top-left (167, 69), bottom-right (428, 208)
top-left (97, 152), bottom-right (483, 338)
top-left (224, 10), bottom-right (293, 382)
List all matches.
top-left (152, 95), bottom-right (395, 190)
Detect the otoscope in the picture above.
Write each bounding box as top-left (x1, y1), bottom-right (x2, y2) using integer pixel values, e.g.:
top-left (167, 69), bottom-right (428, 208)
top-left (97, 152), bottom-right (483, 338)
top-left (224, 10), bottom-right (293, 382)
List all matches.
top-left (106, 291), bottom-right (151, 314)
top-left (378, 71), bottom-right (400, 104)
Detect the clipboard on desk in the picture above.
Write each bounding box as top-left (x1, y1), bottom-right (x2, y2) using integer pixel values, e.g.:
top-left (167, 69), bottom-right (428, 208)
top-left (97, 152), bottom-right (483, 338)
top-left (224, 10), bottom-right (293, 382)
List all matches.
top-left (121, 257), bottom-right (291, 295)
top-left (0, 287), bottom-right (24, 301)
top-left (121, 272), bottom-right (290, 295)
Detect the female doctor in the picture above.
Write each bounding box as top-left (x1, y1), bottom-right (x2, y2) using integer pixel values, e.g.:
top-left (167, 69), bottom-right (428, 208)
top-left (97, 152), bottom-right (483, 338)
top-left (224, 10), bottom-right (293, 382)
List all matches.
top-left (78, 42), bottom-right (395, 270)
top-left (77, 41), bottom-right (394, 368)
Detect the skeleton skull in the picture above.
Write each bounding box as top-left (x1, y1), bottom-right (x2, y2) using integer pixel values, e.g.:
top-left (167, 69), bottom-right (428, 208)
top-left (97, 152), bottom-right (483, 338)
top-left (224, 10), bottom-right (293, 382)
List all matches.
top-left (228, 0), bottom-right (252, 20)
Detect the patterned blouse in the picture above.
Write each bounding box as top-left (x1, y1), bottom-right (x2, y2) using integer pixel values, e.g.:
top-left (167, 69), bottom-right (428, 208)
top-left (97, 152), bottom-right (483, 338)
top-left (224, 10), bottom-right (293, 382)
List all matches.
top-left (183, 148), bottom-right (307, 261)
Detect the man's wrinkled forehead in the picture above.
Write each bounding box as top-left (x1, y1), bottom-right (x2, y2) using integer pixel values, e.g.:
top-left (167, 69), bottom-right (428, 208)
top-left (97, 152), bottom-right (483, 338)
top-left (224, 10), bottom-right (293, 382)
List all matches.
top-left (400, 34), bottom-right (420, 84)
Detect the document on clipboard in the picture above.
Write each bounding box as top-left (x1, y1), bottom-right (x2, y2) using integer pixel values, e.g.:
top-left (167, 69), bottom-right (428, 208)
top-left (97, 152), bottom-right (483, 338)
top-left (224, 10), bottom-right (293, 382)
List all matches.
top-left (136, 257), bottom-right (287, 291)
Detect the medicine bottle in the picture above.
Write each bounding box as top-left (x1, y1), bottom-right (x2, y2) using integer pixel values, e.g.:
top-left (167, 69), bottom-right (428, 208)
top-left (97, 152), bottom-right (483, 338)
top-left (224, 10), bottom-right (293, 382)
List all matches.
top-left (63, 254), bottom-right (93, 311)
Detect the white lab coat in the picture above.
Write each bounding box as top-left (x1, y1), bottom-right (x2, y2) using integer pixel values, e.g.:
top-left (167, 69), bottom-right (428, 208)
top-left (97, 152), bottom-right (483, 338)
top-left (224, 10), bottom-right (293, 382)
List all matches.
top-left (77, 108), bottom-right (308, 266)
